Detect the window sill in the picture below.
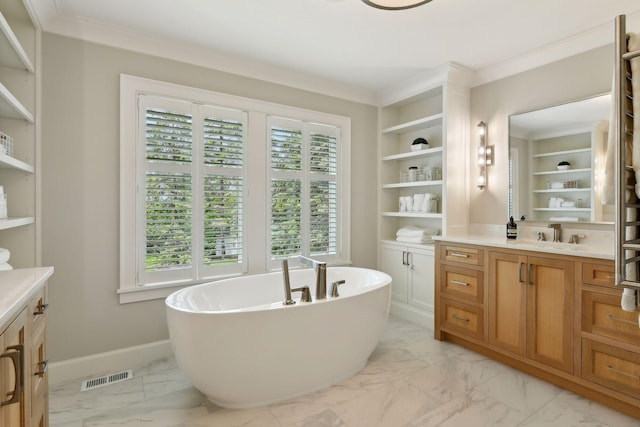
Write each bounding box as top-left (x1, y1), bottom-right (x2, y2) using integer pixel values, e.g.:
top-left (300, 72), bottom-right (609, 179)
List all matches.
top-left (118, 283), bottom-right (188, 304)
top-left (118, 273), bottom-right (243, 304)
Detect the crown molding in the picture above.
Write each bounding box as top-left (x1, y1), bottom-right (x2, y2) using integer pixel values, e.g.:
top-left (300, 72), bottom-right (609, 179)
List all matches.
top-left (471, 10), bottom-right (640, 88)
top-left (374, 62), bottom-right (474, 106)
top-left (29, 1), bottom-right (378, 105)
top-left (25, 1), bottom-right (640, 105)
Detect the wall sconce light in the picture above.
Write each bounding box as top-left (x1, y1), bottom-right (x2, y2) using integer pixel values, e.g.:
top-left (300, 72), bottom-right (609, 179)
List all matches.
top-left (477, 121), bottom-right (494, 190)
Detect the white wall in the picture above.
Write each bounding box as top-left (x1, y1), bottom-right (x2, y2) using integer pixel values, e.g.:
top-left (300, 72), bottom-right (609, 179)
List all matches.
top-left (41, 33), bottom-right (378, 362)
top-left (469, 45), bottom-right (613, 225)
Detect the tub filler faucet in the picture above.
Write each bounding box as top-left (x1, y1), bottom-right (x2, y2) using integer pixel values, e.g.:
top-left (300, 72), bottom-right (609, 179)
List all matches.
top-left (281, 259), bottom-right (311, 305)
top-left (298, 255), bottom-right (327, 300)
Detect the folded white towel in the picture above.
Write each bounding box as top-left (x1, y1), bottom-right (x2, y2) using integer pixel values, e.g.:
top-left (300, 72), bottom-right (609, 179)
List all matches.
top-left (396, 236), bottom-right (434, 244)
top-left (0, 263), bottom-right (13, 271)
top-left (396, 226), bottom-right (439, 238)
top-left (0, 248), bottom-right (9, 264)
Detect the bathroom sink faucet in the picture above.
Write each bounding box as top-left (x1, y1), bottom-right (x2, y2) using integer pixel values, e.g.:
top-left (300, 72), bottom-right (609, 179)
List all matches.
top-left (299, 255), bottom-right (327, 299)
top-left (548, 223), bottom-right (561, 242)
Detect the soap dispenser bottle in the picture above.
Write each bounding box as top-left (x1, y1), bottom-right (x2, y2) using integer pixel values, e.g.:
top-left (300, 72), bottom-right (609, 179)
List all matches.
top-left (506, 216), bottom-right (518, 239)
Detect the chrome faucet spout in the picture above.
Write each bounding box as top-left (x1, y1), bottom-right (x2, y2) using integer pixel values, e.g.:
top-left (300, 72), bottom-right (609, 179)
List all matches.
top-left (298, 255), bottom-right (327, 299)
top-left (548, 223), bottom-right (561, 243)
top-left (282, 259), bottom-right (295, 305)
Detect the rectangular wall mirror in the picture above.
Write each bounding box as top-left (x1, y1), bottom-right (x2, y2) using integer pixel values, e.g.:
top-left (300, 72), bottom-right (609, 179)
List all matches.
top-left (508, 93), bottom-right (614, 224)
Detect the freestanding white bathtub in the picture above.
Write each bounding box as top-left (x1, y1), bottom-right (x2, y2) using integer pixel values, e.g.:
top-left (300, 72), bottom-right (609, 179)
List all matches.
top-left (165, 266), bottom-right (391, 408)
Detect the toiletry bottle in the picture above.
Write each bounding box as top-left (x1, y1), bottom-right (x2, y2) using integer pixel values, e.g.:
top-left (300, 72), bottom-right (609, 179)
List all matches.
top-left (506, 216), bottom-right (518, 239)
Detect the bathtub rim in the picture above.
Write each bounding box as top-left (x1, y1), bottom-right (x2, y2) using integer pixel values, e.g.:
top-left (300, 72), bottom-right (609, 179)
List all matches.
top-left (165, 266), bottom-right (391, 315)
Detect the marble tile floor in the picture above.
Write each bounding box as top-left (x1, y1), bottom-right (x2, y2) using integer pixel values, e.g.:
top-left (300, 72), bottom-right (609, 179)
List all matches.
top-left (49, 315), bottom-right (640, 427)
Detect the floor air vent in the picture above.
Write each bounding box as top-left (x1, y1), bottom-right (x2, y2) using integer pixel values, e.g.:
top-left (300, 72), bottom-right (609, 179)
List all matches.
top-left (81, 370), bottom-right (133, 391)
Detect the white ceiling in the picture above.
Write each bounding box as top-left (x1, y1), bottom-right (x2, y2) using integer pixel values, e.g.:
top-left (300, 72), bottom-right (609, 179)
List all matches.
top-left (25, 0), bottom-right (640, 104)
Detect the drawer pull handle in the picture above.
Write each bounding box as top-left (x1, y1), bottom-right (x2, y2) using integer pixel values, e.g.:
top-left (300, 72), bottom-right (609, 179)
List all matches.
top-left (452, 314), bottom-right (470, 322)
top-left (451, 280), bottom-right (469, 287)
top-left (607, 365), bottom-right (640, 381)
top-left (519, 262), bottom-right (525, 283)
top-left (528, 264), bottom-right (534, 285)
top-left (607, 315), bottom-right (638, 327)
top-left (33, 302), bottom-right (49, 316)
top-left (34, 360), bottom-right (49, 377)
top-left (1, 345), bottom-right (23, 407)
top-left (450, 253), bottom-right (469, 258)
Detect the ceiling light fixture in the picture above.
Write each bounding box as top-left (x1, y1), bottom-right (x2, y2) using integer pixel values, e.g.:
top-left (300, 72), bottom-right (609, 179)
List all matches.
top-left (361, 0), bottom-right (433, 10)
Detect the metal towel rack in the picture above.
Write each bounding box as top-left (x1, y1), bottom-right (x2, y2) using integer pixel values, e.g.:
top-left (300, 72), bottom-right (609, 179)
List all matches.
top-left (615, 15), bottom-right (640, 290)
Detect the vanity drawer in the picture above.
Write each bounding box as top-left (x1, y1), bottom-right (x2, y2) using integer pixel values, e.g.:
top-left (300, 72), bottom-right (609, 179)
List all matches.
top-left (440, 298), bottom-right (484, 340)
top-left (440, 264), bottom-right (484, 303)
top-left (440, 245), bottom-right (484, 267)
top-left (582, 290), bottom-right (640, 345)
top-left (582, 338), bottom-right (640, 400)
top-left (583, 262), bottom-right (615, 289)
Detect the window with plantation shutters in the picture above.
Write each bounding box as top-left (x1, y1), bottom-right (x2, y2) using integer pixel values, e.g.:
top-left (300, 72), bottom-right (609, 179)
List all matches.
top-left (201, 111), bottom-right (245, 275)
top-left (120, 75), bottom-right (350, 302)
top-left (136, 95), bottom-right (247, 286)
top-left (268, 117), bottom-right (340, 264)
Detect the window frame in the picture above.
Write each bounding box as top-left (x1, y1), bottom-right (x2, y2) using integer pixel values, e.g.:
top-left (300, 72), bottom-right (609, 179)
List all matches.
top-left (266, 116), bottom-right (342, 269)
top-left (119, 74), bottom-right (351, 303)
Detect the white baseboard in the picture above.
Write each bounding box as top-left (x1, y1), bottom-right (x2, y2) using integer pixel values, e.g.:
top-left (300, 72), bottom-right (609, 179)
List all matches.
top-left (390, 301), bottom-right (434, 331)
top-left (49, 339), bottom-right (174, 385)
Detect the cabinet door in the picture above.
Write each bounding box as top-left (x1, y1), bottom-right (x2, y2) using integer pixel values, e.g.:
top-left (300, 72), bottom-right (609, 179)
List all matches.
top-left (29, 322), bottom-right (46, 427)
top-left (381, 244), bottom-right (408, 302)
top-left (527, 256), bottom-right (574, 373)
top-left (408, 248), bottom-right (434, 311)
top-left (1, 309), bottom-right (28, 427)
top-left (488, 252), bottom-right (526, 356)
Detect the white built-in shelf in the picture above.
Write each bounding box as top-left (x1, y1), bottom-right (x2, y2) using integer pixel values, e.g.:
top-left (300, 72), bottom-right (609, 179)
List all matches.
top-left (533, 188), bottom-right (590, 194)
top-left (0, 82), bottom-right (34, 122)
top-left (0, 11), bottom-right (34, 72)
top-left (382, 146), bottom-right (443, 162)
top-left (382, 212), bottom-right (442, 218)
top-left (532, 208), bottom-right (591, 212)
top-left (380, 239), bottom-right (436, 247)
top-left (532, 148), bottom-right (591, 158)
top-left (382, 113), bottom-right (443, 134)
top-left (0, 153), bottom-right (34, 173)
top-left (0, 216), bottom-right (34, 230)
top-left (533, 168), bottom-right (591, 176)
top-left (383, 180), bottom-right (443, 189)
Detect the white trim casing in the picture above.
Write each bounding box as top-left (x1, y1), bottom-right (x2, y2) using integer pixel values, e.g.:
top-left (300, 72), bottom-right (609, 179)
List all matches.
top-left (120, 74), bottom-right (351, 302)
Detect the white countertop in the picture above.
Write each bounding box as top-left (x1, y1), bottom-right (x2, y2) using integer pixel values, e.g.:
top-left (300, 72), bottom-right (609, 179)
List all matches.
top-left (433, 235), bottom-right (613, 260)
top-left (0, 267), bottom-right (54, 327)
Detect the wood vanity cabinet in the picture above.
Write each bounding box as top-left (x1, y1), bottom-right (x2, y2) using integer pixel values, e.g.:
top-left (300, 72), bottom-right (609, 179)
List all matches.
top-left (0, 285), bottom-right (49, 427)
top-left (488, 250), bottom-right (574, 373)
top-left (435, 243), bottom-right (486, 342)
top-left (435, 241), bottom-right (640, 419)
top-left (580, 261), bottom-right (640, 407)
